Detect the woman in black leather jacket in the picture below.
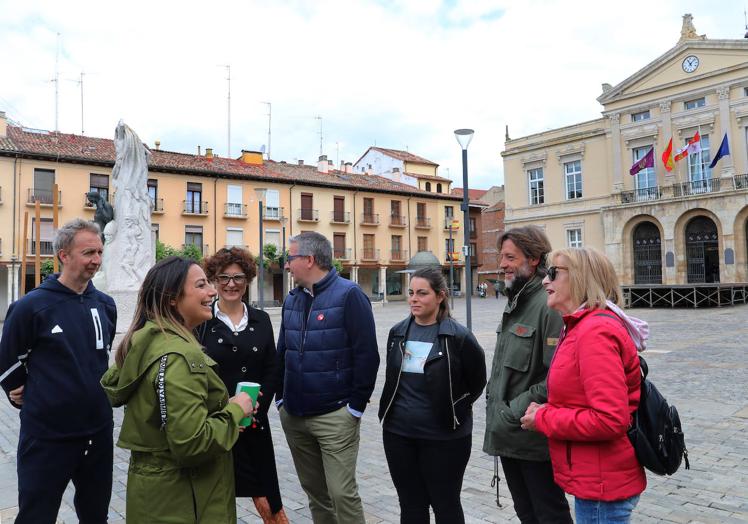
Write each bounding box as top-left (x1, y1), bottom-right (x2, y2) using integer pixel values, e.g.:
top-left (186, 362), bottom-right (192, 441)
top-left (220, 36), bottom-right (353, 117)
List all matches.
top-left (378, 267), bottom-right (486, 524)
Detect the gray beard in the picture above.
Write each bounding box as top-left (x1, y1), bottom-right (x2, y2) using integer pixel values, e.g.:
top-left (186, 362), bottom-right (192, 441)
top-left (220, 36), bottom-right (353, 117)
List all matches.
top-left (505, 274), bottom-right (531, 299)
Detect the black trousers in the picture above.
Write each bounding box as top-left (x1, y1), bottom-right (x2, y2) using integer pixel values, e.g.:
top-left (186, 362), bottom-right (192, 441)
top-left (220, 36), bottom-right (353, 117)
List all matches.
top-left (500, 456), bottom-right (573, 524)
top-left (16, 423), bottom-right (113, 524)
top-left (383, 430), bottom-right (471, 524)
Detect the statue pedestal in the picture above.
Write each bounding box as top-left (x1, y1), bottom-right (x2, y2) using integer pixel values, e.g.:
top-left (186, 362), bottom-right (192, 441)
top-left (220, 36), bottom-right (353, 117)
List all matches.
top-left (108, 290), bottom-right (139, 333)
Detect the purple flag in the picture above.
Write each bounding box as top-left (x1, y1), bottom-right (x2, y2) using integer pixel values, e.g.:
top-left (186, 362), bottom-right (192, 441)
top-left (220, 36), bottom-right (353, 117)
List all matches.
top-left (629, 147), bottom-right (654, 176)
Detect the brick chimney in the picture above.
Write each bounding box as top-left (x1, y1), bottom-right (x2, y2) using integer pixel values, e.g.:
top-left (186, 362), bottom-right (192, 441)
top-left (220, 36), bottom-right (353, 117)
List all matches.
top-left (318, 155), bottom-right (328, 174)
top-left (298, 159), bottom-right (304, 165)
top-left (0, 111), bottom-right (7, 138)
top-left (206, 148), bottom-right (214, 160)
top-left (344, 162), bottom-right (353, 174)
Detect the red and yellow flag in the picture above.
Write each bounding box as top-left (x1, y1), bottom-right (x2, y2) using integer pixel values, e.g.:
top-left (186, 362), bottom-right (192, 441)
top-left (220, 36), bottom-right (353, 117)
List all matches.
top-left (662, 137), bottom-right (674, 172)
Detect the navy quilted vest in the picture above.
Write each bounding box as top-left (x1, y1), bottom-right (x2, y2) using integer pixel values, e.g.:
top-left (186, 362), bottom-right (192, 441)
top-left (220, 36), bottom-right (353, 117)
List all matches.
top-left (281, 269), bottom-right (358, 416)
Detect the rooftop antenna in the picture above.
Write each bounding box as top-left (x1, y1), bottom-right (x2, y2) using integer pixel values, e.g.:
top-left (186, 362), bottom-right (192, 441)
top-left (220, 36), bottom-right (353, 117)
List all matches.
top-left (78, 72), bottom-right (84, 134)
top-left (744, 8), bottom-right (748, 38)
top-left (52, 32), bottom-right (61, 132)
top-left (262, 102), bottom-right (272, 160)
top-left (315, 115), bottom-right (323, 156)
top-left (336, 141), bottom-right (340, 167)
top-left (222, 65), bottom-right (231, 157)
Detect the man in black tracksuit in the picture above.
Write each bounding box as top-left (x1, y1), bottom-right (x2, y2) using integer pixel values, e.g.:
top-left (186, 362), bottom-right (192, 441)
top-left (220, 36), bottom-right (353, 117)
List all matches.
top-left (0, 219), bottom-right (116, 524)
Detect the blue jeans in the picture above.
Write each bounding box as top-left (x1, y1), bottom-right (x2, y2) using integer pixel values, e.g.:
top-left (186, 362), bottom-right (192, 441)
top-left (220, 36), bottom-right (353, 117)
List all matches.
top-left (575, 495), bottom-right (640, 524)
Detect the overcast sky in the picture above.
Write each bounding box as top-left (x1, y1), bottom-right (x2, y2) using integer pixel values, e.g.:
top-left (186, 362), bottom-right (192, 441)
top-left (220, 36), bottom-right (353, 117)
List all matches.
top-left (1, 0), bottom-right (746, 189)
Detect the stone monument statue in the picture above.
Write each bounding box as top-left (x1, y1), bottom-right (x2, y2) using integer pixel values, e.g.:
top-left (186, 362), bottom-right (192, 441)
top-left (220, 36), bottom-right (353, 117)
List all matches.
top-left (93, 120), bottom-right (155, 330)
top-left (679, 14), bottom-right (706, 44)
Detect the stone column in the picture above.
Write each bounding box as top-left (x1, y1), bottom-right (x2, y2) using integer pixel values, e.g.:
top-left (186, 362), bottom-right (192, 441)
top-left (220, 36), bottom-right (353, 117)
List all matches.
top-left (659, 101), bottom-right (674, 184)
top-left (610, 113), bottom-right (623, 192)
top-left (721, 236), bottom-right (736, 283)
top-left (249, 277), bottom-right (258, 305)
top-left (716, 86), bottom-right (735, 178)
top-left (350, 266), bottom-right (359, 284)
top-left (378, 266), bottom-right (387, 303)
top-left (6, 264), bottom-right (13, 307)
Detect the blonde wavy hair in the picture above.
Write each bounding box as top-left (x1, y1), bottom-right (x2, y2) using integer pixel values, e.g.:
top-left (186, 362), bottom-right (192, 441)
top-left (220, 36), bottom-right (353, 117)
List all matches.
top-left (547, 247), bottom-right (623, 310)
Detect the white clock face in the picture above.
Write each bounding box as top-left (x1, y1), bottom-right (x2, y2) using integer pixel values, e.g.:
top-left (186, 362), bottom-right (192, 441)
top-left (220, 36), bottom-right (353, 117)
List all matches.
top-left (682, 55), bottom-right (699, 73)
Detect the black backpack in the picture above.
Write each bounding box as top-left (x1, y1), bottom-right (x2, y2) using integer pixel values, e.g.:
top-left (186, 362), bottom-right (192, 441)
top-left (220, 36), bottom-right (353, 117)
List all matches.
top-left (627, 356), bottom-right (690, 475)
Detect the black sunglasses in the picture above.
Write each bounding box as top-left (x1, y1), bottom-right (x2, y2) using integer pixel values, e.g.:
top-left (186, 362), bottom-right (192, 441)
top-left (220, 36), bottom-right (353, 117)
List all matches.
top-left (547, 266), bottom-right (569, 281)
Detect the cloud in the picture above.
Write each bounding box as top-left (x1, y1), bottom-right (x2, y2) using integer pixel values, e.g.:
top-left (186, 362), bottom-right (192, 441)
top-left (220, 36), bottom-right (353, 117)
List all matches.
top-left (1, 0), bottom-right (745, 190)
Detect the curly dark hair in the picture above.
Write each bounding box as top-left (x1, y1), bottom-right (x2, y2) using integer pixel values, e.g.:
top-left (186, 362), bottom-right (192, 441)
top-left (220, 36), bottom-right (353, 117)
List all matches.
top-left (202, 247), bottom-right (257, 283)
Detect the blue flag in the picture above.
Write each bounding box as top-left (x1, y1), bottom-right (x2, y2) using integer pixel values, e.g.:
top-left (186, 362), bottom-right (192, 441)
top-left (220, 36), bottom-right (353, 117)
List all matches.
top-left (708, 133), bottom-right (730, 169)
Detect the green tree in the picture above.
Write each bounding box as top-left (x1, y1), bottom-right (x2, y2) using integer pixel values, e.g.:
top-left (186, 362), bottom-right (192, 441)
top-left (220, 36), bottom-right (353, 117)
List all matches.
top-left (180, 243), bottom-right (203, 262)
top-left (40, 259), bottom-right (55, 279)
top-left (155, 240), bottom-right (180, 261)
top-left (332, 259), bottom-right (343, 274)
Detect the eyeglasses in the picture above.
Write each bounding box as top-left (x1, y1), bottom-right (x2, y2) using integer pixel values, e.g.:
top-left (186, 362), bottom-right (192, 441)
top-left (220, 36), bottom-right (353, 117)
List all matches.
top-left (546, 266), bottom-right (569, 282)
top-left (216, 273), bottom-right (247, 285)
top-left (286, 254), bottom-right (310, 263)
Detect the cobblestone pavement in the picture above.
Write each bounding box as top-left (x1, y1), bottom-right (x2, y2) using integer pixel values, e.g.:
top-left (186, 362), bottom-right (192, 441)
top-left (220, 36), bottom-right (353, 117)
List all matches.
top-left (1, 298), bottom-right (747, 523)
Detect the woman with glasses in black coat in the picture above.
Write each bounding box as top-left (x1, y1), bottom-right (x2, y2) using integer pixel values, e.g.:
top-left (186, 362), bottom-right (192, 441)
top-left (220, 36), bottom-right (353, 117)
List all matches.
top-left (199, 247), bottom-right (288, 523)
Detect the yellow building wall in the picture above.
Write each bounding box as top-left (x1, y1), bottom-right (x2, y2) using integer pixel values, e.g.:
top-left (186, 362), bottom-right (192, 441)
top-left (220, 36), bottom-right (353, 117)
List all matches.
top-left (404, 161), bottom-right (437, 177)
top-left (0, 155), bottom-right (466, 274)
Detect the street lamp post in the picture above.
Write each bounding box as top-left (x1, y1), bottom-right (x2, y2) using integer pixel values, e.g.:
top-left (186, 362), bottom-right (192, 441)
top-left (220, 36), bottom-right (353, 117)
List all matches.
top-left (448, 222), bottom-right (455, 311)
top-left (258, 200), bottom-right (264, 310)
top-left (454, 128), bottom-right (474, 331)
top-left (281, 215), bottom-right (287, 303)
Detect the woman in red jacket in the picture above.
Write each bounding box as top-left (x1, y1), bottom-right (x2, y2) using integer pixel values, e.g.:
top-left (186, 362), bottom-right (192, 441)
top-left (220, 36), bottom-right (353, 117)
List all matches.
top-left (520, 247), bottom-right (646, 523)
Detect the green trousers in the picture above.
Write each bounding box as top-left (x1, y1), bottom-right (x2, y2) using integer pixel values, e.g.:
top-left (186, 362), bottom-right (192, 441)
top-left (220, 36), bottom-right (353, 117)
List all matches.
top-left (280, 405), bottom-right (365, 524)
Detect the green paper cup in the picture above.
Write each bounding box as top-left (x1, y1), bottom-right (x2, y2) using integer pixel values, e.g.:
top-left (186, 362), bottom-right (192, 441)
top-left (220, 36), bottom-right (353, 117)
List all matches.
top-left (235, 381), bottom-right (260, 427)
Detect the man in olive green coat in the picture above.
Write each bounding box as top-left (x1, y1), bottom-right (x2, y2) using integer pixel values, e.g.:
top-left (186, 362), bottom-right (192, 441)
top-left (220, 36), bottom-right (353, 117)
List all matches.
top-left (483, 226), bottom-right (572, 523)
top-left (102, 321), bottom-right (246, 523)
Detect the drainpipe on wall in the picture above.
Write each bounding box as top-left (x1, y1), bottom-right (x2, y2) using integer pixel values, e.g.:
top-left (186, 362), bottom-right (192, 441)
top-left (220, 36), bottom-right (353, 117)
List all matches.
top-left (213, 177), bottom-right (218, 253)
top-left (407, 196), bottom-right (412, 259)
top-left (353, 191), bottom-right (358, 278)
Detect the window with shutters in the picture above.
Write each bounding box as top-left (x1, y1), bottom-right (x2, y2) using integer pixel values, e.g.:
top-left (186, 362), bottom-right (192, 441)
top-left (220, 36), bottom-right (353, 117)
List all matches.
top-left (89, 174), bottom-right (109, 201)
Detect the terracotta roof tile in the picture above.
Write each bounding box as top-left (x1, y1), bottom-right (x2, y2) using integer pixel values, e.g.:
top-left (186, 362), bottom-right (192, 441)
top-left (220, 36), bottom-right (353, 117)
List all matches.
top-left (452, 188), bottom-right (489, 200)
top-left (0, 126), bottom-right (461, 201)
top-left (368, 146), bottom-right (439, 166)
top-left (404, 171), bottom-right (452, 183)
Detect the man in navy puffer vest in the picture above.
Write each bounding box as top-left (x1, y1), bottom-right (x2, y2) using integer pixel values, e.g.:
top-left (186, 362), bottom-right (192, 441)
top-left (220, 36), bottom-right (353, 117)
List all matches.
top-left (277, 232), bottom-right (379, 524)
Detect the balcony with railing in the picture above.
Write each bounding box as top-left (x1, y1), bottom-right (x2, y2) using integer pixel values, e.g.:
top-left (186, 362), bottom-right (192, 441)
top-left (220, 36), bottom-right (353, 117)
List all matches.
top-left (361, 213), bottom-right (380, 225)
top-left (619, 186), bottom-right (662, 203)
top-left (151, 198), bottom-right (164, 213)
top-left (469, 227), bottom-right (478, 239)
top-left (330, 211), bottom-right (351, 224)
top-left (672, 177), bottom-right (721, 197)
top-left (616, 174), bottom-right (748, 205)
top-left (390, 214), bottom-right (407, 228)
top-left (361, 248), bottom-right (380, 261)
top-left (390, 249), bottom-right (408, 262)
top-left (223, 244), bottom-right (249, 251)
top-left (26, 239), bottom-right (55, 256)
top-left (297, 208), bottom-right (319, 222)
top-left (182, 243), bottom-right (209, 255)
top-left (224, 203), bottom-right (248, 218)
top-left (334, 248), bottom-right (352, 260)
top-left (263, 207), bottom-right (285, 221)
top-left (415, 216), bottom-right (431, 229)
top-left (27, 189), bottom-right (62, 206)
top-left (182, 200), bottom-right (209, 215)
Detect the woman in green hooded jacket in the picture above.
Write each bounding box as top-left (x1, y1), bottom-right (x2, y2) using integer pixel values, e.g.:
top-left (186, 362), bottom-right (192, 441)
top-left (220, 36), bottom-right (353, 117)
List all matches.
top-left (101, 256), bottom-right (254, 523)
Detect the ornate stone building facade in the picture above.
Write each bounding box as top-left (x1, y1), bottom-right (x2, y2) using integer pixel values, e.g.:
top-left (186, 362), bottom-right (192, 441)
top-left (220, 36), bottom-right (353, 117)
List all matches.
top-left (503, 16), bottom-right (748, 285)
